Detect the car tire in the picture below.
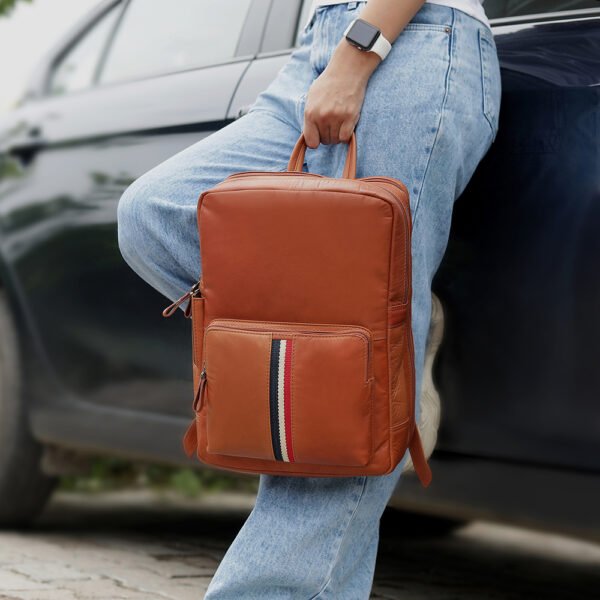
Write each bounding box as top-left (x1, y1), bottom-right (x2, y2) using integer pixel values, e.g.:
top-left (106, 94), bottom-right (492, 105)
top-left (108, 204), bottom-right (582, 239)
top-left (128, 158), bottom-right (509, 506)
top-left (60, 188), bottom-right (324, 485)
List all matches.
top-left (0, 288), bottom-right (56, 527)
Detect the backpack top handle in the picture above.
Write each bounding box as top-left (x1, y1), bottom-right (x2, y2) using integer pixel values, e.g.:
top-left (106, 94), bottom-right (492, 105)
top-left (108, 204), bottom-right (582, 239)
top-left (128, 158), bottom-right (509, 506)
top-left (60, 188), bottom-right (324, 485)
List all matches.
top-left (287, 131), bottom-right (357, 179)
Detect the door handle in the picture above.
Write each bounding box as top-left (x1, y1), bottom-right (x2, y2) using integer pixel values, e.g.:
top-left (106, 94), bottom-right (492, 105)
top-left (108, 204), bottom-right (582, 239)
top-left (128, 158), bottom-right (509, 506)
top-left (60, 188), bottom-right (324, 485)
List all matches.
top-left (27, 125), bottom-right (43, 139)
top-left (4, 125), bottom-right (46, 165)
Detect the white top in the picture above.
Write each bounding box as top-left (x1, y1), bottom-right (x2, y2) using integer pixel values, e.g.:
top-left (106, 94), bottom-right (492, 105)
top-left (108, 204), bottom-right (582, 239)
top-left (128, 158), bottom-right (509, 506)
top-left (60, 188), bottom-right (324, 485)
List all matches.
top-left (305, 0), bottom-right (490, 31)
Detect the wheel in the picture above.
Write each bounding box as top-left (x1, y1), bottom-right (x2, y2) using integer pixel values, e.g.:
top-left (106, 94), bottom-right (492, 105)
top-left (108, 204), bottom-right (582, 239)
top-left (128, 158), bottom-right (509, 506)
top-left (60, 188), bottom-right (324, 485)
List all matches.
top-left (0, 288), bottom-right (56, 527)
top-left (381, 506), bottom-right (467, 537)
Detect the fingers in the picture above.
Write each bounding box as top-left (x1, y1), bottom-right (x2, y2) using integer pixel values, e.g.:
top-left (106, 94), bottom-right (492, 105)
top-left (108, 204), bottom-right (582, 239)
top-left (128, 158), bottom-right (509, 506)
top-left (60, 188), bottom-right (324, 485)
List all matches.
top-left (302, 83), bottom-right (360, 147)
top-left (303, 117), bottom-right (320, 149)
top-left (328, 122), bottom-right (342, 146)
top-left (338, 118), bottom-right (357, 143)
top-left (303, 117), bottom-right (354, 148)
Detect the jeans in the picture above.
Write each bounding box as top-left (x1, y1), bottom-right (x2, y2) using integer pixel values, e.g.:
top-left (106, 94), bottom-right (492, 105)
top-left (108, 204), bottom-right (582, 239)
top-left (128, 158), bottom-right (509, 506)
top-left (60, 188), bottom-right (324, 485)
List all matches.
top-left (116, 2), bottom-right (501, 598)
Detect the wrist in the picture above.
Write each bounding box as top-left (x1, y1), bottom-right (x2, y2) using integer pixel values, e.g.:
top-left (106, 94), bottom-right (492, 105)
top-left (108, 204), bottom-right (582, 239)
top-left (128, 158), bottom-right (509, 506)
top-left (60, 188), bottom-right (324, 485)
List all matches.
top-left (329, 39), bottom-right (381, 82)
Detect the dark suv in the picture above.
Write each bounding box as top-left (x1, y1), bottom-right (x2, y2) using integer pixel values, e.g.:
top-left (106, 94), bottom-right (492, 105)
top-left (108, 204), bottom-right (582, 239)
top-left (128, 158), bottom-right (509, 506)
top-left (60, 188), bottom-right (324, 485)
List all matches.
top-left (0, 0), bottom-right (598, 539)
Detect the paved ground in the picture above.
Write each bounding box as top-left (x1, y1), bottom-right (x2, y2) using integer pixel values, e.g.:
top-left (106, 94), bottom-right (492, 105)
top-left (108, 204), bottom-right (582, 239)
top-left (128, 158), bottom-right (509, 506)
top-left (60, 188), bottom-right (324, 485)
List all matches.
top-left (0, 489), bottom-right (599, 599)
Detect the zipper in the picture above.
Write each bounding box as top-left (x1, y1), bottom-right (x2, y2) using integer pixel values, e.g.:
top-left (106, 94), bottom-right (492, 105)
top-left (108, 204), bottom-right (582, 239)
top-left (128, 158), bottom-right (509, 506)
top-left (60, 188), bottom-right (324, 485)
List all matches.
top-left (162, 280), bottom-right (201, 318)
top-left (224, 170), bottom-right (324, 181)
top-left (405, 309), bottom-right (416, 426)
top-left (361, 176), bottom-right (412, 304)
top-left (215, 173), bottom-right (411, 305)
top-left (203, 319), bottom-right (372, 383)
top-left (193, 364), bottom-right (207, 412)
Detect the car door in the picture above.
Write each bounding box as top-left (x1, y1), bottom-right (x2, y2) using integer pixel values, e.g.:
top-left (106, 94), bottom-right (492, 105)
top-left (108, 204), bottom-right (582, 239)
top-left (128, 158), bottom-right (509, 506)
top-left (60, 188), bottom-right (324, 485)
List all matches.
top-left (431, 0), bottom-right (600, 471)
top-left (0, 0), bottom-right (268, 429)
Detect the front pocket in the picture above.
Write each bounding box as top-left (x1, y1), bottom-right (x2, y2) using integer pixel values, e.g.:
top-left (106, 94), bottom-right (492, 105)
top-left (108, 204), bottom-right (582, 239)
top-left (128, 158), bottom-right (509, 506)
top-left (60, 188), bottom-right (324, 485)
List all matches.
top-left (202, 319), bottom-right (373, 467)
top-left (478, 28), bottom-right (501, 139)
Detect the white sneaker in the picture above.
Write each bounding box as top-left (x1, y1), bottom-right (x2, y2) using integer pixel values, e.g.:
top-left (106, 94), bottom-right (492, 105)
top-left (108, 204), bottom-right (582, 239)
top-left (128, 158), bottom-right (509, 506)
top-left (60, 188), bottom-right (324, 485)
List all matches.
top-left (402, 292), bottom-right (443, 474)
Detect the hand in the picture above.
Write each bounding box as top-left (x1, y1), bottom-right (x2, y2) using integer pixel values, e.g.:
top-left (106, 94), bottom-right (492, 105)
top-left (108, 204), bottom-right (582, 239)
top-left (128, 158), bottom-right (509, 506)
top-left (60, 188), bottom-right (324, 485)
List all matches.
top-left (302, 41), bottom-right (380, 148)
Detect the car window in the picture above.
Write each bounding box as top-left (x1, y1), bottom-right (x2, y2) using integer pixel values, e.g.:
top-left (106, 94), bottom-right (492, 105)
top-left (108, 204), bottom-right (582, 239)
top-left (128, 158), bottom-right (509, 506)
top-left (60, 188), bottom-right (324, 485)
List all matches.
top-left (485, 0), bottom-right (600, 19)
top-left (48, 5), bottom-right (121, 96)
top-left (98, 0), bottom-right (252, 86)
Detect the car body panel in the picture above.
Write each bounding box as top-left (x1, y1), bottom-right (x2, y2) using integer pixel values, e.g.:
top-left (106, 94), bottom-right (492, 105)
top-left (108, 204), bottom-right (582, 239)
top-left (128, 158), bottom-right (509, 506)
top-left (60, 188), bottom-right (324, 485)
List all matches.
top-left (430, 15), bottom-right (600, 472)
top-left (0, 0), bottom-right (263, 421)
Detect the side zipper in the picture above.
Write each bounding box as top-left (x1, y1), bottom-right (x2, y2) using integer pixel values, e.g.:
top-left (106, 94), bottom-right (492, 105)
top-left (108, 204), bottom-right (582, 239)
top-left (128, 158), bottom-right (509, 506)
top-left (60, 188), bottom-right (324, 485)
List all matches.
top-left (193, 365), bottom-right (207, 412)
top-left (162, 280), bottom-right (201, 318)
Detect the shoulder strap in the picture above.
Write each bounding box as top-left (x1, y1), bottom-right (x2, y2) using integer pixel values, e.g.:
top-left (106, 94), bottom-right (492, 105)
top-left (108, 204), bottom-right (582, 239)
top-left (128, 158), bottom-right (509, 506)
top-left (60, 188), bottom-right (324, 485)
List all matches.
top-left (408, 427), bottom-right (432, 487)
top-left (183, 419), bottom-right (198, 457)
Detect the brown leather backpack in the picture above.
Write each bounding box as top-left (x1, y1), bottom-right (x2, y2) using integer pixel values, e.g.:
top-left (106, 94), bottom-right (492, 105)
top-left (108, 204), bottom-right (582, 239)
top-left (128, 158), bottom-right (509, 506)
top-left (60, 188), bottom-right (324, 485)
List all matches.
top-left (163, 132), bottom-right (431, 487)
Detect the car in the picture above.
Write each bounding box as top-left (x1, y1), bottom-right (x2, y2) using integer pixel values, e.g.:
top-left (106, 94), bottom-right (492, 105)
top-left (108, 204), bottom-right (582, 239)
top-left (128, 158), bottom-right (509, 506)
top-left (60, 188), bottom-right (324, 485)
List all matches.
top-left (0, 0), bottom-right (598, 538)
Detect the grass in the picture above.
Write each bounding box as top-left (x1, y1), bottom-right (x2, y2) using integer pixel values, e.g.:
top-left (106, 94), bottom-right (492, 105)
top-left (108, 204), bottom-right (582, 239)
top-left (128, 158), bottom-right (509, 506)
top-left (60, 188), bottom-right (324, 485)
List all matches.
top-left (59, 458), bottom-right (259, 498)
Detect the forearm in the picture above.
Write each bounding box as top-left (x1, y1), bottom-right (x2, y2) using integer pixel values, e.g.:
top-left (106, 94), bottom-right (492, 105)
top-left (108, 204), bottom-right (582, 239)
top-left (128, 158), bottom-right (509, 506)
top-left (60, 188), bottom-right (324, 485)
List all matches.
top-left (359, 0), bottom-right (427, 43)
top-left (302, 0), bottom-right (427, 146)
top-left (329, 0), bottom-right (427, 82)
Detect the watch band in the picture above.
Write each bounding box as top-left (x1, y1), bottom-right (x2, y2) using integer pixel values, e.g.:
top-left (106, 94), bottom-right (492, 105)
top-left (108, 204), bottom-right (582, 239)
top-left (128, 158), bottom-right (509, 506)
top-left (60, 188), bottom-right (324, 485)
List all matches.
top-left (370, 31), bottom-right (392, 61)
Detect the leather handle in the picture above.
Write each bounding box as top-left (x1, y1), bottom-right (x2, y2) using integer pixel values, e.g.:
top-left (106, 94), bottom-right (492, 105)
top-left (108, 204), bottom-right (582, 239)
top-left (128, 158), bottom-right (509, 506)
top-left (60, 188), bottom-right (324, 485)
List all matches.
top-left (287, 131), bottom-right (357, 179)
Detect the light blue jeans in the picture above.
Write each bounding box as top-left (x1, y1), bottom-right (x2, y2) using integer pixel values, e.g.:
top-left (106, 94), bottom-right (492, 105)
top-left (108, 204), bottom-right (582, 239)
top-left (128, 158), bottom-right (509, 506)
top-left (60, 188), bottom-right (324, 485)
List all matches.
top-left (117, 2), bottom-right (501, 598)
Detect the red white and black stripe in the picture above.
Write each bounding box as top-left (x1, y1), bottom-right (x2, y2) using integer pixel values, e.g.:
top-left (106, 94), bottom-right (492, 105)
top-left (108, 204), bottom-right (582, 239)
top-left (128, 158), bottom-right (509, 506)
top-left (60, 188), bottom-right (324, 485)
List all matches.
top-left (269, 338), bottom-right (295, 462)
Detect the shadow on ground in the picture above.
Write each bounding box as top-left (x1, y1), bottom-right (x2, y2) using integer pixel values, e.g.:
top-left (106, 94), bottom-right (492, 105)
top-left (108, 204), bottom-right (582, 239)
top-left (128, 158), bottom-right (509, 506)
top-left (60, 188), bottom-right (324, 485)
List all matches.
top-left (0, 490), bottom-right (598, 600)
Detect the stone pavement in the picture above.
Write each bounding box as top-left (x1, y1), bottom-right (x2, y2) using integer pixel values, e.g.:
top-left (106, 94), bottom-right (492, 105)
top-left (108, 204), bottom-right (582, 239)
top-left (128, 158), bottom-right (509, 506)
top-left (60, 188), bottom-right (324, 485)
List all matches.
top-left (0, 489), bottom-right (599, 599)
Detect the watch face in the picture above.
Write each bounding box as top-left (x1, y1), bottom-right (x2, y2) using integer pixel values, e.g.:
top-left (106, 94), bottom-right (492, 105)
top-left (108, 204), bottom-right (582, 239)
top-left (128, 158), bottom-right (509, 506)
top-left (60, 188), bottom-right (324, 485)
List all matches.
top-left (347, 18), bottom-right (379, 50)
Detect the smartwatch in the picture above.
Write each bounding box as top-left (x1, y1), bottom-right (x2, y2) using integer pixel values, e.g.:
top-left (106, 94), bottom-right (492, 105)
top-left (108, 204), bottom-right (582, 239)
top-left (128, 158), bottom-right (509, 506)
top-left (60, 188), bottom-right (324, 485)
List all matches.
top-left (343, 18), bottom-right (392, 61)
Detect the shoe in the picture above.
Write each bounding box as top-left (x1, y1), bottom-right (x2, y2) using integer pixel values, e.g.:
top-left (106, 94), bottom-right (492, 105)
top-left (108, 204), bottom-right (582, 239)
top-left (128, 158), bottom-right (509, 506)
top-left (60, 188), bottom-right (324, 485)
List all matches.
top-left (402, 292), bottom-right (443, 474)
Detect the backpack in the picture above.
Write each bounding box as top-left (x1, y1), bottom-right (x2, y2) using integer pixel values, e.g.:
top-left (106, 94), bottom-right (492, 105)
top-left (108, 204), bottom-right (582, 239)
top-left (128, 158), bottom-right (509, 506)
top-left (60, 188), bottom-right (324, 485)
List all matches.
top-left (163, 132), bottom-right (431, 486)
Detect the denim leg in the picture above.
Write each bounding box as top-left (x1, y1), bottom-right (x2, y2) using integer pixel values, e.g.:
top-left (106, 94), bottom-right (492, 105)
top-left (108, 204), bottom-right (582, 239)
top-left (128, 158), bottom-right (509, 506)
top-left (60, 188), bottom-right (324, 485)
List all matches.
top-left (204, 469), bottom-right (395, 600)
top-left (206, 5), bottom-right (500, 600)
top-left (116, 29), bottom-right (316, 308)
top-left (117, 2), bottom-right (501, 599)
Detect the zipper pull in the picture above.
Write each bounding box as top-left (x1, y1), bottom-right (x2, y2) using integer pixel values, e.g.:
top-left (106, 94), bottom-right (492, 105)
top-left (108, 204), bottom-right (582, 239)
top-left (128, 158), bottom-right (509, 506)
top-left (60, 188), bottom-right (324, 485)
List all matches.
top-left (162, 280), bottom-right (201, 318)
top-left (193, 365), bottom-right (207, 412)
